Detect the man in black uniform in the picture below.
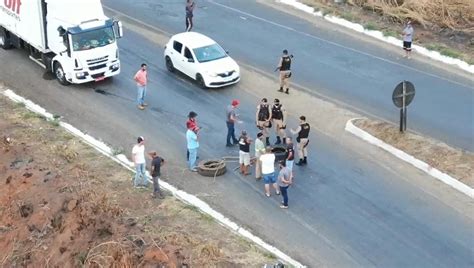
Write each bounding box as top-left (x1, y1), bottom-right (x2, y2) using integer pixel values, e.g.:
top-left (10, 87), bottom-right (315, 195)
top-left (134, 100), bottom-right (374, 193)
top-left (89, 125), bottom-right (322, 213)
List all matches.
top-left (255, 98), bottom-right (272, 146)
top-left (276, 49), bottom-right (293, 94)
top-left (290, 116), bottom-right (310, 166)
top-left (271, 98), bottom-right (287, 145)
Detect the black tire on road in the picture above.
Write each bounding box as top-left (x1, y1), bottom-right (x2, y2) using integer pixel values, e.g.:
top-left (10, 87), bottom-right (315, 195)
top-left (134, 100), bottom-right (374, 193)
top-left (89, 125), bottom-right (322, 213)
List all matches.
top-left (165, 56), bottom-right (175, 72)
top-left (197, 159), bottom-right (227, 177)
top-left (54, 62), bottom-right (70, 86)
top-left (271, 145), bottom-right (288, 163)
top-left (0, 27), bottom-right (12, 50)
top-left (196, 73), bottom-right (207, 89)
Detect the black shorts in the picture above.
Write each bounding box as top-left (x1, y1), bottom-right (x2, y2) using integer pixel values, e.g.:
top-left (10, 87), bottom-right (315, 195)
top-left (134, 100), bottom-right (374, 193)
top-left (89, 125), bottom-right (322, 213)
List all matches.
top-left (403, 41), bottom-right (412, 51)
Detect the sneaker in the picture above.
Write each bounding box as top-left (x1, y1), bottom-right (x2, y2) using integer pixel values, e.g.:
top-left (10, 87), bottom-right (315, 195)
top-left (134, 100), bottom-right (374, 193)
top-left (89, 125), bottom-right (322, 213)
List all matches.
top-left (265, 193), bottom-right (271, 197)
top-left (191, 168), bottom-right (198, 172)
top-left (280, 205), bottom-right (288, 209)
top-left (142, 103), bottom-right (148, 106)
top-left (276, 191), bottom-right (281, 195)
top-left (137, 105), bottom-right (145, 110)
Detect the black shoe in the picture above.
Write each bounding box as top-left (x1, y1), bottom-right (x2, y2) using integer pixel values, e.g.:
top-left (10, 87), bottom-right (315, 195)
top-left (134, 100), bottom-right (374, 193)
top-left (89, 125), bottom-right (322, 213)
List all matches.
top-left (285, 88), bottom-right (289, 94)
top-left (295, 159), bottom-right (304, 166)
top-left (265, 137), bottom-right (270, 146)
top-left (226, 143), bottom-right (234, 147)
top-left (278, 87), bottom-right (284, 92)
top-left (303, 157), bottom-right (307, 165)
top-left (275, 136), bottom-right (281, 145)
top-left (282, 138), bottom-right (286, 145)
top-left (232, 139), bottom-right (239, 144)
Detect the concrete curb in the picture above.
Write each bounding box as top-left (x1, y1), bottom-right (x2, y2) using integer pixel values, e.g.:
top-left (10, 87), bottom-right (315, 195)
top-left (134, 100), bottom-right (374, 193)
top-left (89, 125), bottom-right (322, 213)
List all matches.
top-left (2, 88), bottom-right (306, 267)
top-left (276, 0), bottom-right (474, 74)
top-left (345, 118), bottom-right (474, 199)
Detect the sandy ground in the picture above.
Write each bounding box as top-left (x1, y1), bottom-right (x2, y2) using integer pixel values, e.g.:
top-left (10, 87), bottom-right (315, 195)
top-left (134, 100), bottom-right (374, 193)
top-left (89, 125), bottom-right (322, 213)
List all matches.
top-left (0, 95), bottom-right (275, 267)
top-left (354, 118), bottom-right (474, 188)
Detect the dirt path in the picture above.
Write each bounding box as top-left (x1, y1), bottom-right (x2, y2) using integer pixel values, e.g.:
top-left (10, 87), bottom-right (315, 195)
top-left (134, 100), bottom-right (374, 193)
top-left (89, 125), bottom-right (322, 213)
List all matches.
top-left (354, 118), bottom-right (474, 188)
top-left (0, 96), bottom-right (275, 267)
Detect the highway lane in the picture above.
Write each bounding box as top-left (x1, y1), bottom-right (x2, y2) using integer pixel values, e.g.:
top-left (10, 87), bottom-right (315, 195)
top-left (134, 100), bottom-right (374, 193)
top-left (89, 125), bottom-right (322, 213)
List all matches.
top-left (104, 0), bottom-right (474, 151)
top-left (1, 15), bottom-right (473, 267)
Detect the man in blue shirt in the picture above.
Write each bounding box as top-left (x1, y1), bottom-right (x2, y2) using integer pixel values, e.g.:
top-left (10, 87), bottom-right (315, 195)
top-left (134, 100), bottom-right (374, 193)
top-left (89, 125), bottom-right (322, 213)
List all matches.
top-left (186, 126), bottom-right (200, 171)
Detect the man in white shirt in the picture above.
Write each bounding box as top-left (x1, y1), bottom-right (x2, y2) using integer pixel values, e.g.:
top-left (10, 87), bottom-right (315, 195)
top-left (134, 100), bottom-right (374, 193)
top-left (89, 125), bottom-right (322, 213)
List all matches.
top-left (259, 147), bottom-right (280, 197)
top-left (132, 136), bottom-right (148, 187)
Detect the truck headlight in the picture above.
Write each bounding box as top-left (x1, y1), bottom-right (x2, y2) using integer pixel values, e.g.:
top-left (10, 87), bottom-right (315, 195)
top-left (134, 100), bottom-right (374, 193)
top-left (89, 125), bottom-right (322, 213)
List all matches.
top-left (75, 72), bottom-right (88, 78)
top-left (110, 62), bottom-right (120, 70)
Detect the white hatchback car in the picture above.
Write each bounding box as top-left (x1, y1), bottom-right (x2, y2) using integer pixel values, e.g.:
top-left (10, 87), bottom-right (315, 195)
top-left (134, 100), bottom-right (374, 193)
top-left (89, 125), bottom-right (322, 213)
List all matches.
top-left (164, 32), bottom-right (240, 88)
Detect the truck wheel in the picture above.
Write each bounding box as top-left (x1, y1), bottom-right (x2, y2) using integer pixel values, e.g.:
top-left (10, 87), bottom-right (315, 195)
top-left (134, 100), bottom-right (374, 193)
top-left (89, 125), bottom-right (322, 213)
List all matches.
top-left (197, 159), bottom-right (227, 177)
top-left (0, 28), bottom-right (12, 50)
top-left (54, 63), bottom-right (69, 86)
top-left (165, 56), bottom-right (174, 72)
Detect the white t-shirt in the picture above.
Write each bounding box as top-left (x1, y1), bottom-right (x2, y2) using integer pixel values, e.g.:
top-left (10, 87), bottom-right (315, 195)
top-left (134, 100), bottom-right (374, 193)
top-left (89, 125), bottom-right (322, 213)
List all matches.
top-left (132, 144), bottom-right (145, 164)
top-left (260, 153), bottom-right (275, 174)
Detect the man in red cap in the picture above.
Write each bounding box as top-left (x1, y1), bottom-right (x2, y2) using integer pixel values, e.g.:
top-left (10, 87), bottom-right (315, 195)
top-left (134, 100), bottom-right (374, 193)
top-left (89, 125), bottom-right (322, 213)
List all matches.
top-left (186, 111), bottom-right (198, 160)
top-left (226, 99), bottom-right (240, 147)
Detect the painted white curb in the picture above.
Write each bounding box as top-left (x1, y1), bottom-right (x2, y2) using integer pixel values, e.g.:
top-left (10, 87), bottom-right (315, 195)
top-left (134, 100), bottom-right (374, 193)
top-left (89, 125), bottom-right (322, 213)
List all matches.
top-left (2, 88), bottom-right (305, 267)
top-left (276, 0), bottom-right (474, 74)
top-left (345, 118), bottom-right (474, 199)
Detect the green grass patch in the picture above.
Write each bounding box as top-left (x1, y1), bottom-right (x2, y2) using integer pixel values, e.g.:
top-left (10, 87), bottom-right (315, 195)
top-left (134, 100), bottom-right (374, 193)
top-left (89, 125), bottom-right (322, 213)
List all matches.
top-left (382, 29), bottom-right (398, 37)
top-left (426, 44), bottom-right (462, 59)
top-left (364, 22), bottom-right (378, 31)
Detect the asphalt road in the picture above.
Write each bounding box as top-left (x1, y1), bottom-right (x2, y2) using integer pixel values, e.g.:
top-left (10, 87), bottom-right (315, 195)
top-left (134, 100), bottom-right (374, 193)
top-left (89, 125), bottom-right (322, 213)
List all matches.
top-left (104, 0), bottom-right (474, 151)
top-left (1, 1), bottom-right (473, 267)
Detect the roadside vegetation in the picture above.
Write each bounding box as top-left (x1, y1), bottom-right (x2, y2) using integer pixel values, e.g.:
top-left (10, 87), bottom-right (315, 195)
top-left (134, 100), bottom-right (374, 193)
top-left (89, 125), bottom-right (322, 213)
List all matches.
top-left (301, 0), bottom-right (474, 64)
top-left (0, 95), bottom-right (275, 266)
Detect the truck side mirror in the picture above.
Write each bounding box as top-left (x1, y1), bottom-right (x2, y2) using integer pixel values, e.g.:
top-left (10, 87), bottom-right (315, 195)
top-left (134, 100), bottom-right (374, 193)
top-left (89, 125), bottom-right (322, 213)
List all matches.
top-left (113, 20), bottom-right (123, 39)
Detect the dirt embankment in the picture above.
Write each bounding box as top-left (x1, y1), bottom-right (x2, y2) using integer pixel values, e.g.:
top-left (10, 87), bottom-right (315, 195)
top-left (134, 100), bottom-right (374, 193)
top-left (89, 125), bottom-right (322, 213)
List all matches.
top-left (0, 96), bottom-right (274, 267)
top-left (354, 118), bottom-right (474, 188)
top-left (301, 0), bottom-right (474, 63)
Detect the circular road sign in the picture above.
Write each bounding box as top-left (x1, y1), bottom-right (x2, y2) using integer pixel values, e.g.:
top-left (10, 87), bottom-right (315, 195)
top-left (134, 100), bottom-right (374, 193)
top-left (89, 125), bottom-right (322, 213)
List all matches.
top-left (392, 81), bottom-right (415, 108)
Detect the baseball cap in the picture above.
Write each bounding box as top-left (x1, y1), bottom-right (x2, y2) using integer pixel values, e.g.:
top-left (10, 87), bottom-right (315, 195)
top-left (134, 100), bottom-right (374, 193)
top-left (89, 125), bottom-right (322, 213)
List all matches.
top-left (232, 99), bottom-right (240, 106)
top-left (274, 98), bottom-right (280, 103)
top-left (137, 136), bottom-right (144, 143)
top-left (257, 132), bottom-right (263, 138)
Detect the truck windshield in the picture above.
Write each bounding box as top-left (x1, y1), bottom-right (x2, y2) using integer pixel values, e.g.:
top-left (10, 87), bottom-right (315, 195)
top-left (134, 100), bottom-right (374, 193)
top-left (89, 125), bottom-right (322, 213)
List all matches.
top-left (71, 27), bottom-right (115, 51)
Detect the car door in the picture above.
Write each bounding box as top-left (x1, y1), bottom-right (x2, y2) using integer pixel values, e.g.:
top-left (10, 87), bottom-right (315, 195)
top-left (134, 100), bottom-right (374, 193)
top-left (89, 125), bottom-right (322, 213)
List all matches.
top-left (170, 40), bottom-right (184, 71)
top-left (181, 46), bottom-right (198, 79)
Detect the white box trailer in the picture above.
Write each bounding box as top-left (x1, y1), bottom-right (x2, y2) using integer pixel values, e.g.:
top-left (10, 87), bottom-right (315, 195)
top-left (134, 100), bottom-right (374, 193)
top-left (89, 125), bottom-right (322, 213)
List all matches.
top-left (0, 0), bottom-right (123, 85)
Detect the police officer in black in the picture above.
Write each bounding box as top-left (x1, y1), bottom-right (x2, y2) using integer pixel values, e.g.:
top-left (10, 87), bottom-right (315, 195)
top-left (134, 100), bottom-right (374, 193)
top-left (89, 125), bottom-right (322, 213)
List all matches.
top-left (290, 116), bottom-right (310, 166)
top-left (271, 99), bottom-right (287, 145)
top-left (276, 49), bottom-right (293, 94)
top-left (255, 98), bottom-right (272, 146)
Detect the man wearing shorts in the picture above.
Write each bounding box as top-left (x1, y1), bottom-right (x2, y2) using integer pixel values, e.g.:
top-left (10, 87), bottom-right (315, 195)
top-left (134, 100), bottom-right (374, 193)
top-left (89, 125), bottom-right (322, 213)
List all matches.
top-left (402, 21), bottom-right (414, 59)
top-left (238, 130), bottom-right (252, 176)
top-left (259, 147), bottom-right (280, 197)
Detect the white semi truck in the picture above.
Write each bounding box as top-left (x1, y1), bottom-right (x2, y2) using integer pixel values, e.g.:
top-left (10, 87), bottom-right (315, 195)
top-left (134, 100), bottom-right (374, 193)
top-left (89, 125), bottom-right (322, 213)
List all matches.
top-left (0, 0), bottom-right (123, 85)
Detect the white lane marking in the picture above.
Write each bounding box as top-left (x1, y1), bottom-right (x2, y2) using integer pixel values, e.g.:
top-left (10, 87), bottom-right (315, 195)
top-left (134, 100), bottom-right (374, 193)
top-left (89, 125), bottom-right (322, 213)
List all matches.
top-left (2, 88), bottom-right (306, 267)
top-left (345, 118), bottom-right (474, 199)
top-left (206, 0), bottom-right (473, 89)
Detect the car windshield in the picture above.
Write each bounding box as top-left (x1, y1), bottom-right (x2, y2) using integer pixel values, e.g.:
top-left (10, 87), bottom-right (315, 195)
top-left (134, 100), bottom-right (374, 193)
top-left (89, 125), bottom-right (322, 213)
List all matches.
top-left (193, 44), bottom-right (227, 63)
top-left (71, 26), bottom-right (115, 51)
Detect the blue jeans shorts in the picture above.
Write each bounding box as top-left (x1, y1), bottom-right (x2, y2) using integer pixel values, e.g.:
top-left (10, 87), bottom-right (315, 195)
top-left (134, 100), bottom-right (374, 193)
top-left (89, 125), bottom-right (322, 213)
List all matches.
top-left (263, 172), bottom-right (276, 184)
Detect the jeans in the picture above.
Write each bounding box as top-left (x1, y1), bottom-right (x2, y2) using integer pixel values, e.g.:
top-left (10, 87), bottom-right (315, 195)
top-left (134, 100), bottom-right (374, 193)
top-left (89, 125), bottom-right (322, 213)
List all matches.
top-left (226, 121), bottom-right (237, 145)
top-left (280, 185), bottom-right (289, 206)
top-left (188, 148), bottom-right (198, 170)
top-left (134, 163), bottom-right (147, 186)
top-left (137, 85), bottom-right (146, 105)
top-left (152, 176), bottom-right (160, 194)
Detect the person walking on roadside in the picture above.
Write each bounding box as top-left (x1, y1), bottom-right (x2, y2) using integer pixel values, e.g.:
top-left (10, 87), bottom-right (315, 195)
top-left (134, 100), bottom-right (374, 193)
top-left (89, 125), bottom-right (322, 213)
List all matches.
top-left (134, 63), bottom-right (148, 110)
top-left (226, 99), bottom-right (240, 147)
top-left (275, 49), bottom-right (293, 94)
top-left (149, 151), bottom-right (165, 199)
top-left (291, 116), bottom-right (310, 166)
top-left (271, 98), bottom-right (287, 145)
top-left (186, 126), bottom-right (200, 171)
top-left (254, 132), bottom-right (265, 180)
top-left (186, 111), bottom-right (198, 160)
top-left (260, 147), bottom-right (280, 197)
top-left (256, 98), bottom-right (272, 146)
top-left (277, 160), bottom-right (292, 209)
top-left (402, 20), bottom-right (414, 59)
top-left (185, 0), bottom-right (195, 32)
top-left (285, 137), bottom-right (295, 179)
top-left (238, 130), bottom-right (252, 176)
top-left (132, 136), bottom-right (148, 187)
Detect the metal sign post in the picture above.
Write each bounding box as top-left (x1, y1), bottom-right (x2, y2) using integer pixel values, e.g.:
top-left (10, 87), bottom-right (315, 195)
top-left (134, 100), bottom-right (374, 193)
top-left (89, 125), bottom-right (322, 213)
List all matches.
top-left (392, 81), bottom-right (415, 133)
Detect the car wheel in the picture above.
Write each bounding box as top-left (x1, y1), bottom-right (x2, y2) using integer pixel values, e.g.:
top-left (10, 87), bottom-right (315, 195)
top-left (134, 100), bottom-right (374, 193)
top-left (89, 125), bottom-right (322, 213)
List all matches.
top-left (54, 62), bottom-right (70, 86)
top-left (165, 56), bottom-right (175, 72)
top-left (197, 159), bottom-right (227, 177)
top-left (0, 28), bottom-right (12, 50)
top-left (196, 73), bottom-right (206, 89)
